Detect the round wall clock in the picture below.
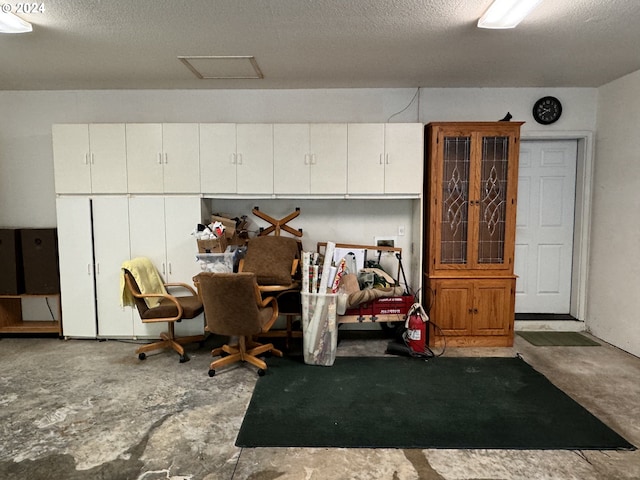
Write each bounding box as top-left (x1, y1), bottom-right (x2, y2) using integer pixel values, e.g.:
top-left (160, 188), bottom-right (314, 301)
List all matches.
top-left (533, 96), bottom-right (562, 125)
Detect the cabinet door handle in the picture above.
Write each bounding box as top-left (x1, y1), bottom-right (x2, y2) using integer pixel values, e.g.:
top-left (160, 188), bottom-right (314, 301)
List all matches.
top-left (230, 153), bottom-right (236, 165)
top-left (237, 153), bottom-right (243, 165)
top-left (304, 154), bottom-right (309, 165)
top-left (311, 154), bottom-right (317, 165)
top-left (379, 154), bottom-right (384, 165)
top-left (157, 153), bottom-right (163, 165)
top-left (168, 262), bottom-right (172, 276)
top-left (91, 153), bottom-right (95, 165)
top-left (474, 308), bottom-right (479, 314)
top-left (96, 263), bottom-right (100, 275)
top-left (162, 263), bottom-right (166, 275)
top-left (87, 264), bottom-right (92, 275)
top-left (385, 153), bottom-right (390, 164)
top-left (164, 153), bottom-right (168, 164)
top-left (468, 308), bottom-right (473, 314)
top-left (84, 153), bottom-right (89, 165)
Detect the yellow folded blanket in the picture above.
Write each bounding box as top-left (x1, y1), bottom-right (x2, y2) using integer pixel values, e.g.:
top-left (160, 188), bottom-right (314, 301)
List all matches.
top-left (120, 257), bottom-right (167, 309)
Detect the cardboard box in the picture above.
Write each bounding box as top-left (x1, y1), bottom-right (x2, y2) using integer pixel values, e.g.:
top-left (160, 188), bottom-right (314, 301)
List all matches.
top-left (210, 215), bottom-right (236, 240)
top-left (197, 235), bottom-right (228, 253)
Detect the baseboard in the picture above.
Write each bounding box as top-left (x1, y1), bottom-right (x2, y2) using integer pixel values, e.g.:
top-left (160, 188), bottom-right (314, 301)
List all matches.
top-left (514, 319), bottom-right (585, 332)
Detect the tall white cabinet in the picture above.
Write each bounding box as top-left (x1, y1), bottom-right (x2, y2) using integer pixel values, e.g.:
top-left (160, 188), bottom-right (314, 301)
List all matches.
top-left (128, 196), bottom-right (205, 338)
top-left (56, 195), bottom-right (205, 338)
top-left (56, 196), bottom-right (97, 337)
top-left (93, 197), bottom-right (134, 337)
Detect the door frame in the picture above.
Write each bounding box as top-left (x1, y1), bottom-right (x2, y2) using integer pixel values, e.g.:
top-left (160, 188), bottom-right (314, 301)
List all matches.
top-left (520, 130), bottom-right (594, 321)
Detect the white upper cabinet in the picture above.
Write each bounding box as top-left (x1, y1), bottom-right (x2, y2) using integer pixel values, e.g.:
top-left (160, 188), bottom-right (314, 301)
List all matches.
top-left (200, 123), bottom-right (238, 194)
top-left (52, 124), bottom-right (127, 194)
top-left (347, 124), bottom-right (385, 194)
top-left (201, 123), bottom-right (274, 195)
top-left (274, 124), bottom-right (347, 194)
top-left (126, 123), bottom-right (200, 194)
top-left (236, 124), bottom-right (274, 194)
top-left (347, 123), bottom-right (423, 195)
top-left (383, 123), bottom-right (424, 194)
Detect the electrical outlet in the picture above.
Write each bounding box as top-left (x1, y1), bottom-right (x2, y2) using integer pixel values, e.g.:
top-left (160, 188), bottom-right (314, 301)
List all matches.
top-left (398, 225), bottom-right (405, 236)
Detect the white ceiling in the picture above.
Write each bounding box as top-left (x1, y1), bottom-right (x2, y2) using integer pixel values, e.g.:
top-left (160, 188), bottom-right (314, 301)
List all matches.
top-left (2, 0), bottom-right (640, 90)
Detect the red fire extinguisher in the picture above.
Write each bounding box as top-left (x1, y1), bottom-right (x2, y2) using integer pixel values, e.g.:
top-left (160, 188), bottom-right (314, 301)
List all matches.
top-left (404, 303), bottom-right (429, 354)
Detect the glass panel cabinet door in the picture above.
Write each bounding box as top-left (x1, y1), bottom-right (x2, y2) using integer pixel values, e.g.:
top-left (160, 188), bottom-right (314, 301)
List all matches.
top-left (440, 135), bottom-right (471, 265)
top-left (477, 135), bottom-right (510, 265)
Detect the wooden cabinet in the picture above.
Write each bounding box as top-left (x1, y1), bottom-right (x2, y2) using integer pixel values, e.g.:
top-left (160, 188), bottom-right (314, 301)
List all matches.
top-left (126, 123), bottom-right (200, 194)
top-left (53, 124), bottom-right (127, 194)
top-left (200, 123), bottom-right (274, 195)
top-left (0, 294), bottom-right (61, 334)
top-left (429, 277), bottom-right (515, 346)
top-left (274, 123), bottom-right (347, 194)
top-left (425, 122), bottom-right (523, 347)
top-left (347, 123), bottom-right (423, 195)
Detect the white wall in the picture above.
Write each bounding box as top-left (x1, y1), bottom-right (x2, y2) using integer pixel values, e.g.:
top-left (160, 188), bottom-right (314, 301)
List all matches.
top-left (0, 87), bottom-right (597, 227)
top-left (590, 70), bottom-right (640, 357)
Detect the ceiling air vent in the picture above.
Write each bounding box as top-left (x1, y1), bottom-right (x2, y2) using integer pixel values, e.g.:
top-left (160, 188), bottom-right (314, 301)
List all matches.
top-left (178, 55), bottom-right (264, 80)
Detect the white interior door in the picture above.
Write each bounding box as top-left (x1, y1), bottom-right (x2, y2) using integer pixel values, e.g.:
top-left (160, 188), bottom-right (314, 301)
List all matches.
top-left (515, 140), bottom-right (577, 313)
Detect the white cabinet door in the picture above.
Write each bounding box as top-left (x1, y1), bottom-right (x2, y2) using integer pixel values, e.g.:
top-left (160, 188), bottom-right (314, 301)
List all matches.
top-left (128, 196), bottom-right (166, 338)
top-left (274, 124), bottom-right (309, 194)
top-left (310, 123), bottom-right (347, 194)
top-left (126, 123), bottom-right (164, 193)
top-left (200, 123), bottom-right (237, 194)
top-left (89, 124), bottom-right (127, 193)
top-left (236, 124), bottom-right (273, 194)
top-left (384, 123), bottom-right (423, 194)
top-left (52, 124), bottom-right (127, 194)
top-left (162, 124), bottom-right (200, 193)
top-left (93, 196), bottom-right (133, 337)
top-left (52, 124), bottom-right (92, 194)
top-left (129, 196), bottom-right (204, 337)
top-left (56, 196), bottom-right (97, 337)
top-left (347, 123), bottom-right (385, 194)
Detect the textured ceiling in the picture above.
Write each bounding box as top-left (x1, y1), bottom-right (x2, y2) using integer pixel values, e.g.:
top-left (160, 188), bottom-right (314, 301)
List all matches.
top-left (1, 0), bottom-right (639, 90)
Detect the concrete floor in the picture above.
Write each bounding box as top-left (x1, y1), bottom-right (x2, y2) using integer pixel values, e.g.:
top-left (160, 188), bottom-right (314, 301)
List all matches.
top-left (0, 330), bottom-right (639, 480)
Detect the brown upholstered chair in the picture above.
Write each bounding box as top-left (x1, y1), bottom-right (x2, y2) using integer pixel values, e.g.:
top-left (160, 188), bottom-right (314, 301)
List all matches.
top-left (123, 268), bottom-right (205, 363)
top-left (238, 236), bottom-right (302, 349)
top-left (194, 272), bottom-right (283, 376)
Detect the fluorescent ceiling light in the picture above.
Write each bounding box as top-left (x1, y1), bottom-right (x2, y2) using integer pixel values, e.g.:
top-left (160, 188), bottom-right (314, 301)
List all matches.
top-left (0, 12), bottom-right (33, 33)
top-left (478, 0), bottom-right (542, 29)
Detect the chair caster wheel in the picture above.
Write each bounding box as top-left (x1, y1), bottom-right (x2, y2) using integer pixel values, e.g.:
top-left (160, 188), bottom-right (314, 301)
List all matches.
top-left (208, 369), bottom-right (216, 377)
top-left (138, 352), bottom-right (146, 360)
top-left (257, 368), bottom-right (266, 376)
top-left (179, 354), bottom-right (190, 363)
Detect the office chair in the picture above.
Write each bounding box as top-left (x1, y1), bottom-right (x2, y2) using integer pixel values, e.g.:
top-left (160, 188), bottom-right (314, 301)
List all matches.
top-left (238, 235), bottom-right (302, 349)
top-left (122, 258), bottom-right (205, 363)
top-left (194, 272), bottom-right (283, 376)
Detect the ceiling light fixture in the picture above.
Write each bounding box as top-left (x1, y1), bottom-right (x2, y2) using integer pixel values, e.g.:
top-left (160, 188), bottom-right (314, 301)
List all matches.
top-left (0, 12), bottom-right (33, 33)
top-left (478, 0), bottom-right (542, 29)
